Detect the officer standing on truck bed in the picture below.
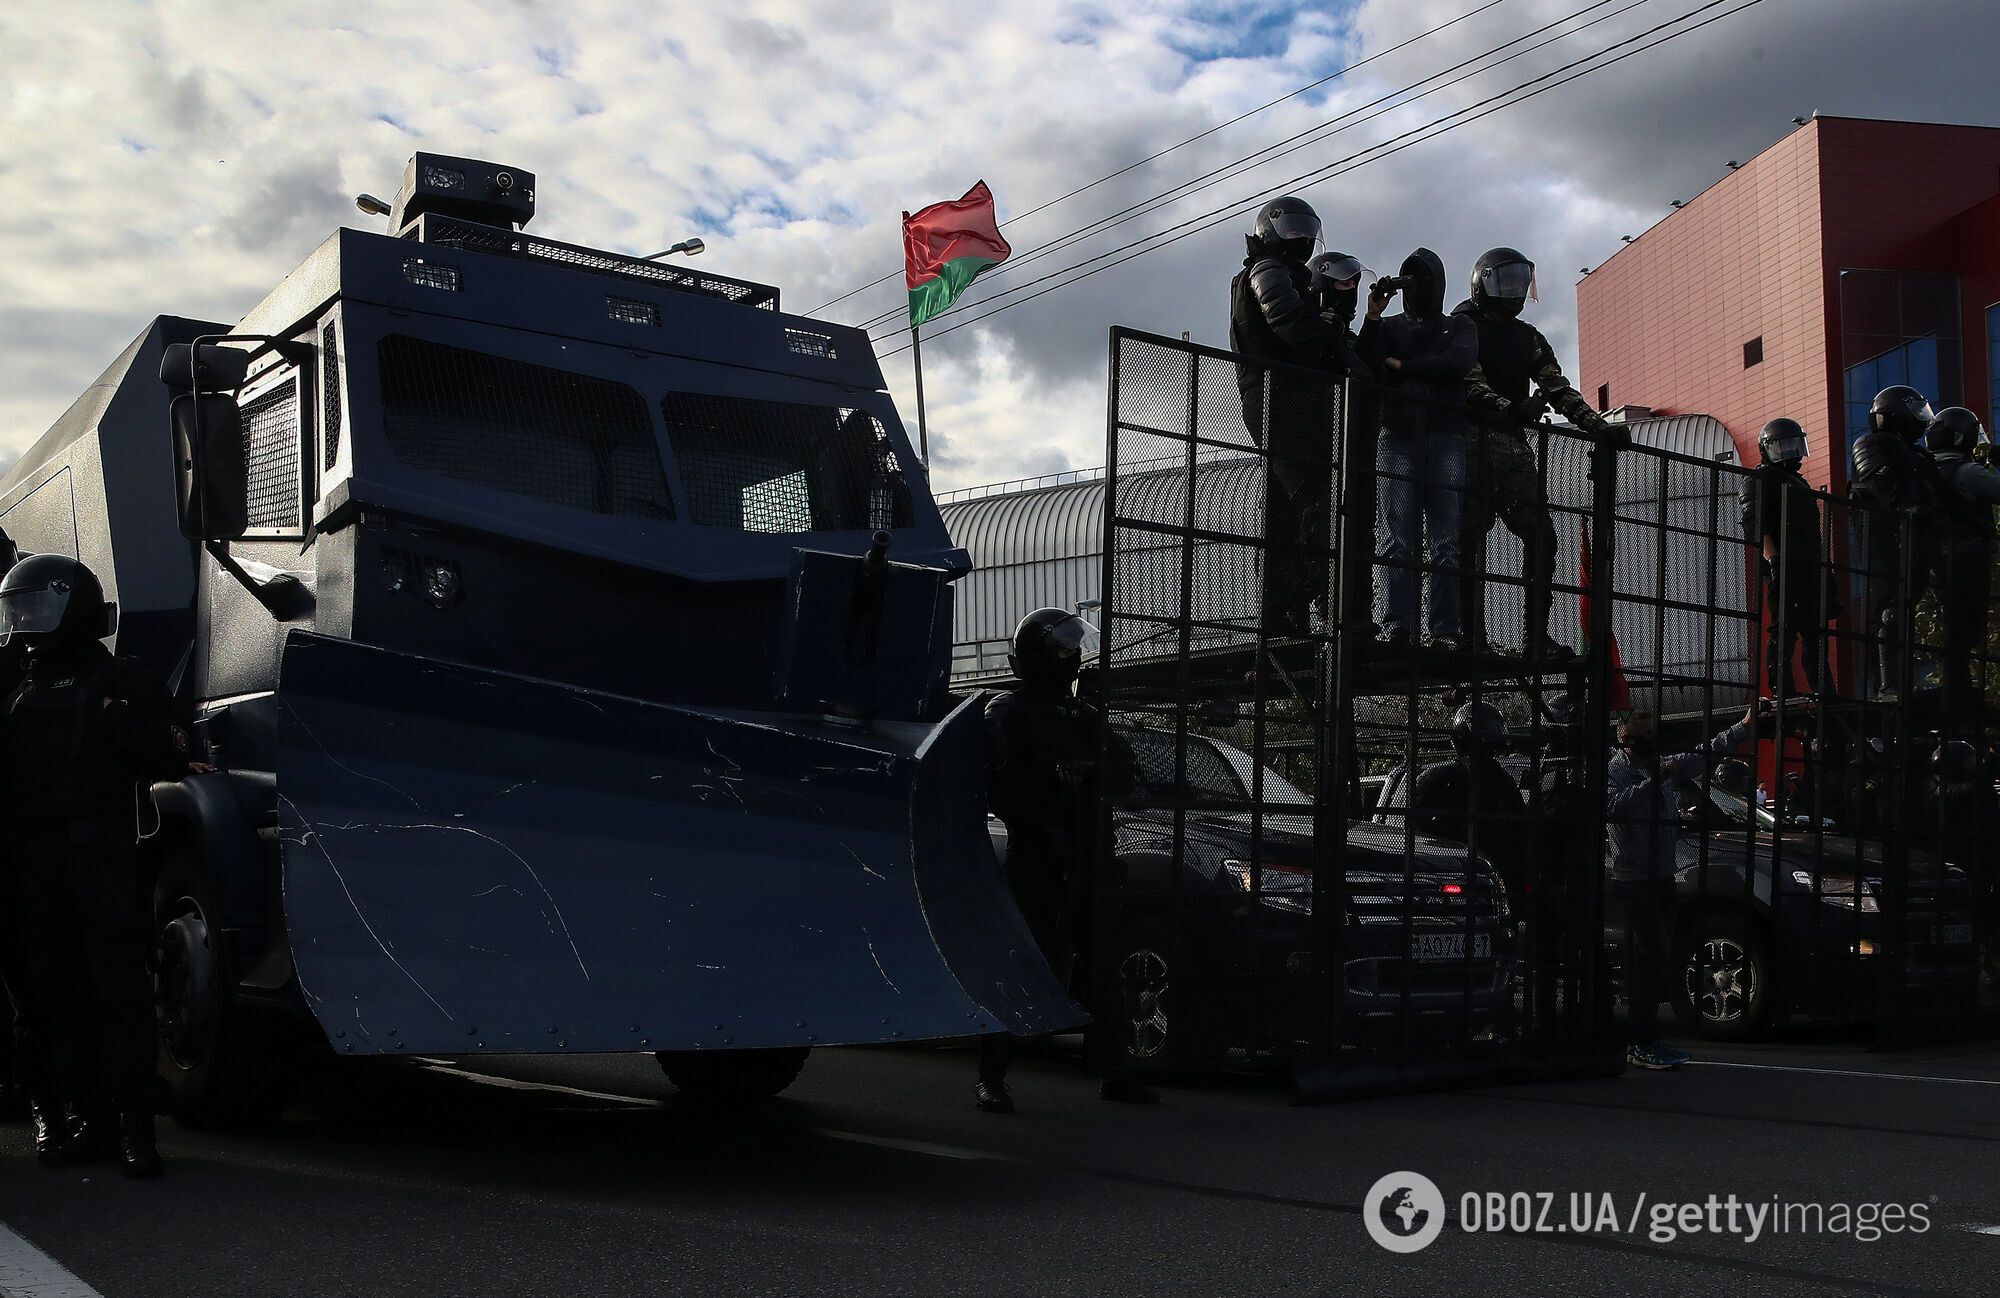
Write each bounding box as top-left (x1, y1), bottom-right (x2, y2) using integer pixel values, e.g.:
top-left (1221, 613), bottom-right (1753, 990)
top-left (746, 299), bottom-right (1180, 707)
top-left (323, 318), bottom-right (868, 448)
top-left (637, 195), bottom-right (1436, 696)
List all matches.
top-left (1229, 196), bottom-right (1373, 637)
top-left (1457, 246), bottom-right (1622, 660)
top-left (1739, 417), bottom-right (1839, 700)
top-left (0, 555), bottom-right (193, 1177)
top-left (1850, 384), bottom-right (1940, 700)
top-left (1922, 407), bottom-right (2000, 719)
top-left (976, 608), bottom-right (1153, 1113)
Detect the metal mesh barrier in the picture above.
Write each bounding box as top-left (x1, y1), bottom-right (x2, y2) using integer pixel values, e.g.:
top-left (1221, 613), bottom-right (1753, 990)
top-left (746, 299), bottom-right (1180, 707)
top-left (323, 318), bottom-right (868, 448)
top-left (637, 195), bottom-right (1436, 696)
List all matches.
top-left (378, 334), bottom-right (675, 519)
top-left (242, 376), bottom-right (302, 533)
top-left (662, 394), bottom-right (914, 534)
top-left (1080, 327), bottom-right (1995, 1098)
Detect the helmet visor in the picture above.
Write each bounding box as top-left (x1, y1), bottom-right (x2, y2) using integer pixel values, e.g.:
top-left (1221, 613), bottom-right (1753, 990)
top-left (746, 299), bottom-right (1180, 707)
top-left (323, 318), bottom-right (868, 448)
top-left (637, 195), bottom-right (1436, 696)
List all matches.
top-left (0, 586), bottom-right (69, 644)
top-left (1477, 260), bottom-right (1537, 302)
top-left (1313, 253), bottom-right (1367, 286)
top-left (1906, 396), bottom-right (1937, 425)
top-left (1043, 614), bottom-right (1100, 665)
top-left (1765, 432), bottom-right (1808, 463)
top-left (1266, 209), bottom-right (1322, 247)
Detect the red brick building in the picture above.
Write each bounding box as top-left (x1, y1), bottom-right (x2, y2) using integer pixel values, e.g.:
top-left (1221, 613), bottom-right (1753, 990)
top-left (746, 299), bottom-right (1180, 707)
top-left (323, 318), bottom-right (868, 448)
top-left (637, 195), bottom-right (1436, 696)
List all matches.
top-left (1578, 116), bottom-right (2000, 491)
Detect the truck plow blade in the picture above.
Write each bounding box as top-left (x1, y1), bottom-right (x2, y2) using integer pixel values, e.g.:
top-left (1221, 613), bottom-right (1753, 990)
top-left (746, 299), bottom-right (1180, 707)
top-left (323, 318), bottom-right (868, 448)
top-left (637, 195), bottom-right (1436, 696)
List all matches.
top-left (275, 633), bottom-right (1085, 1055)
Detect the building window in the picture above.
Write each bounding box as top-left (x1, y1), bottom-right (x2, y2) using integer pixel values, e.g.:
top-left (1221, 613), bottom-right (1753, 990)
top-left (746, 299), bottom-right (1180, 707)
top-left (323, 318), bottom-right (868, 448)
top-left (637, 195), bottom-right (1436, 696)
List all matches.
top-left (1742, 336), bottom-right (1763, 368)
top-left (1596, 383), bottom-right (1609, 411)
top-left (1987, 302), bottom-right (1999, 429)
top-left (1838, 269), bottom-right (1962, 467)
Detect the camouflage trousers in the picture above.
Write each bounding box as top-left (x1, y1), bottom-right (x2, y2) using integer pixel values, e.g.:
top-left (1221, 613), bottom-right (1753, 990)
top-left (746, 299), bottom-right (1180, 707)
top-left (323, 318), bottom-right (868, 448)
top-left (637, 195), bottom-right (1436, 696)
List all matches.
top-left (1461, 429), bottom-right (1558, 650)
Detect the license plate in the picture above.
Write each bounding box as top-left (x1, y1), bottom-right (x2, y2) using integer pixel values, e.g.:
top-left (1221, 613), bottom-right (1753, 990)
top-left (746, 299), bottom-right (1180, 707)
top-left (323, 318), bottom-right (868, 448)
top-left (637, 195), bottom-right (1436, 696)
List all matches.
top-left (1943, 924), bottom-right (1973, 946)
top-left (1414, 933), bottom-right (1492, 962)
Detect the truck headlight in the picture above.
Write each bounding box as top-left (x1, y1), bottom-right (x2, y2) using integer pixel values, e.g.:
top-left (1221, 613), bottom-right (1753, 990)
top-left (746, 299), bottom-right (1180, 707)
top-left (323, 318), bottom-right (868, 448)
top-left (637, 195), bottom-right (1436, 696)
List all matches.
top-left (1792, 869), bottom-right (1879, 912)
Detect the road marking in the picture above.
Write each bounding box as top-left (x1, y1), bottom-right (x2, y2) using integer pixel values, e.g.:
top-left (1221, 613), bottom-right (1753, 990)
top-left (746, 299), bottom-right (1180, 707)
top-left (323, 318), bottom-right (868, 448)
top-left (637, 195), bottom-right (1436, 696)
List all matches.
top-left (1685, 1061), bottom-right (2000, 1088)
top-left (813, 1128), bottom-right (1013, 1163)
top-left (0, 1221), bottom-right (105, 1298)
top-left (416, 1062), bottom-right (657, 1107)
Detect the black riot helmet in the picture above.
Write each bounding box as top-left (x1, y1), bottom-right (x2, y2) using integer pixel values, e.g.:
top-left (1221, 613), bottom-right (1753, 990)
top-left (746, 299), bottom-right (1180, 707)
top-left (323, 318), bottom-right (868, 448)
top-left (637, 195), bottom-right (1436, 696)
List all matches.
top-left (1310, 250), bottom-right (1368, 323)
top-left (0, 553), bottom-right (108, 650)
top-left (1449, 701), bottom-right (1508, 758)
top-left (1008, 608), bottom-right (1094, 691)
top-left (1252, 196), bottom-right (1322, 261)
top-left (1933, 737), bottom-right (1978, 783)
top-left (1924, 406), bottom-right (1986, 456)
top-left (1470, 246), bottom-right (1537, 318)
top-left (1711, 758), bottom-right (1754, 798)
top-left (1869, 385), bottom-right (1936, 441)
top-left (1758, 417), bottom-right (1808, 468)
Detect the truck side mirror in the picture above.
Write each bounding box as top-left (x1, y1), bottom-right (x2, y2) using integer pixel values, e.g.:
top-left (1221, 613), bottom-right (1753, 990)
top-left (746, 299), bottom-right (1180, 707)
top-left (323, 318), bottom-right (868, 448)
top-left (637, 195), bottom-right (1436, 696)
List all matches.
top-left (159, 342), bottom-right (252, 393)
top-left (170, 393), bottom-right (250, 540)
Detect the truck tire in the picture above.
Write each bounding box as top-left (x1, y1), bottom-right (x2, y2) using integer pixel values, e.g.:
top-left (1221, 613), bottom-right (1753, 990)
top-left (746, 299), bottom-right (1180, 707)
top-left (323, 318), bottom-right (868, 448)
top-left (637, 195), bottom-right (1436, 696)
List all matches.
top-left (1672, 914), bottom-right (1773, 1040)
top-left (655, 1048), bottom-right (809, 1101)
top-left (154, 844), bottom-right (298, 1128)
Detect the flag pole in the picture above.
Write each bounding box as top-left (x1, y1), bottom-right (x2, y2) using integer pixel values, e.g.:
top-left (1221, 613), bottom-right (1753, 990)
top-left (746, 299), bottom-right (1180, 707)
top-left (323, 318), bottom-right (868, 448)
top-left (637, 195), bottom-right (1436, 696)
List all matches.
top-left (911, 319), bottom-right (929, 463)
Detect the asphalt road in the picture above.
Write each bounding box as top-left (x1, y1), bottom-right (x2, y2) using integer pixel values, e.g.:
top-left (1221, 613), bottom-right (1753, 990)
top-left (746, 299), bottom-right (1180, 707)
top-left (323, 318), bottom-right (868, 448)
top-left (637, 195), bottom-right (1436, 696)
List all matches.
top-left (0, 1033), bottom-right (1996, 1297)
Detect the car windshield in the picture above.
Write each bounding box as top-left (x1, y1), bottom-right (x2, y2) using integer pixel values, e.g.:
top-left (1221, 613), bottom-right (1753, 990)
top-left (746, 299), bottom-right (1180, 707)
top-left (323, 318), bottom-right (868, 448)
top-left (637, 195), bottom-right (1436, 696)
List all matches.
top-left (1119, 728), bottom-right (1310, 808)
top-left (1685, 782), bottom-right (1809, 833)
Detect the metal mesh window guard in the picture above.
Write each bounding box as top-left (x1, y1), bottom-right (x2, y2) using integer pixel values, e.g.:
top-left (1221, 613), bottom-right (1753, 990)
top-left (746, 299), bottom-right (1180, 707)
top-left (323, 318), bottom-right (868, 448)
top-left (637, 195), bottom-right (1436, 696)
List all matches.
top-left (661, 393), bottom-right (914, 534)
top-left (377, 335), bottom-right (675, 519)
top-left (321, 322), bottom-right (342, 474)
top-left (242, 376), bottom-right (303, 533)
top-left (408, 215), bottom-right (780, 310)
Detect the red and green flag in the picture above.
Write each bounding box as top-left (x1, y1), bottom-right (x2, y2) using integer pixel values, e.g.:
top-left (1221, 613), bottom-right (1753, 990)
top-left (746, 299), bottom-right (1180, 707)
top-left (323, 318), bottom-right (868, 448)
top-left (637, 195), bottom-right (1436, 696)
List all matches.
top-left (1579, 523), bottom-right (1633, 712)
top-left (903, 181), bottom-right (1011, 329)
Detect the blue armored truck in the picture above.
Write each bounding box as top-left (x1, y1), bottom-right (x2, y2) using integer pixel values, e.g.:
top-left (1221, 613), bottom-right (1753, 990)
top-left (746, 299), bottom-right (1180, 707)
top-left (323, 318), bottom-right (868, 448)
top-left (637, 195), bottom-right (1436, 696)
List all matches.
top-left (1, 153), bottom-right (1081, 1122)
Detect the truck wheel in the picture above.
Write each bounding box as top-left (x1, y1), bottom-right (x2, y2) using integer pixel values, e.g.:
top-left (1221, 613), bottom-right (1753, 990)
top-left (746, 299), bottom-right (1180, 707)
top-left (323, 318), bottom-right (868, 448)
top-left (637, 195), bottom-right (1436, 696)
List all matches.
top-left (154, 845), bottom-right (298, 1128)
top-left (1672, 915), bottom-right (1772, 1040)
top-left (1104, 912), bottom-right (1224, 1064)
top-left (655, 1048), bottom-right (809, 1102)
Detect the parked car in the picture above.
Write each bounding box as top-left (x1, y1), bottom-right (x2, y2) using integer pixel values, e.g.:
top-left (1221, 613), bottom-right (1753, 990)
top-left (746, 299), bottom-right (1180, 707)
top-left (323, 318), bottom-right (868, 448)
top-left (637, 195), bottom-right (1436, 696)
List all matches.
top-left (990, 725), bottom-right (1517, 1066)
top-left (1368, 744), bottom-right (1980, 1040)
top-left (1625, 778), bottom-right (1981, 1039)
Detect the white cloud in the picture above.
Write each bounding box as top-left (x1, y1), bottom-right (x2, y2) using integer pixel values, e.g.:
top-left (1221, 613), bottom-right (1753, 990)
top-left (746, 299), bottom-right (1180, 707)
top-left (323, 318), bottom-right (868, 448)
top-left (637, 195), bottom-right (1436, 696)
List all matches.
top-left (2, 0), bottom-right (1994, 492)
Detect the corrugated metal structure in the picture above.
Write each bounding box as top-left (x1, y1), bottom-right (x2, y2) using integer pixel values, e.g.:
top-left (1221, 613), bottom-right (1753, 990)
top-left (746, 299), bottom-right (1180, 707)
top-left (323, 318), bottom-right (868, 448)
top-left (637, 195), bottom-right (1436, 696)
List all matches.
top-left (940, 413), bottom-right (1751, 711)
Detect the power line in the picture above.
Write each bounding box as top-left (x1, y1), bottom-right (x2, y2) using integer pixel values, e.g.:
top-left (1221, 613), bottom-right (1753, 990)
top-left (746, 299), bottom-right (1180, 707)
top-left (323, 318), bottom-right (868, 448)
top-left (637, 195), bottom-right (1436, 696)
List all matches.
top-left (803, 0), bottom-right (1514, 317)
top-left (871, 0), bottom-right (1762, 363)
top-left (852, 0), bottom-right (1633, 334)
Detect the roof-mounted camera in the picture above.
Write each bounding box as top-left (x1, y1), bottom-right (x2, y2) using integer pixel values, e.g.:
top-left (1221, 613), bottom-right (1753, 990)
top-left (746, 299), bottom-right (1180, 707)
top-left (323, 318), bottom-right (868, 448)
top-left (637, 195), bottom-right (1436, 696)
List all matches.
top-left (355, 152), bottom-right (536, 235)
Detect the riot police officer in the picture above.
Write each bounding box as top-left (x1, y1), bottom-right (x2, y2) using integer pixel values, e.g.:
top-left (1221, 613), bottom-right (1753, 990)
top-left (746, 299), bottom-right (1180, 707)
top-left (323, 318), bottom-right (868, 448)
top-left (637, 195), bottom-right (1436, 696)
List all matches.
top-left (1739, 418), bottom-right (1839, 699)
top-left (976, 609), bottom-right (1149, 1112)
top-left (1405, 701), bottom-right (1529, 892)
top-left (0, 528), bottom-right (50, 1139)
top-left (1923, 407), bottom-right (2000, 718)
top-left (1850, 385), bottom-right (1940, 700)
top-left (1229, 197), bottom-right (1367, 637)
top-left (0, 555), bottom-right (191, 1177)
top-left (1457, 247), bottom-right (1624, 660)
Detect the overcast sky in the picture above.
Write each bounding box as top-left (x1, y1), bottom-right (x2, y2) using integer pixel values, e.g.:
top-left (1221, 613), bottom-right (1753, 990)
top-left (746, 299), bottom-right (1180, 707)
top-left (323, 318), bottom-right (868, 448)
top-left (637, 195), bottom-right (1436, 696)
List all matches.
top-left (3, 0), bottom-right (1997, 490)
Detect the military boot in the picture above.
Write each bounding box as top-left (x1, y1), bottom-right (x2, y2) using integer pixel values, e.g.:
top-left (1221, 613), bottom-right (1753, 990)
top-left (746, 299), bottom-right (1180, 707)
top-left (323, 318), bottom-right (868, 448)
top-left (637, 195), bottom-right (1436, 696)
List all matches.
top-left (41, 1108), bottom-right (118, 1168)
top-left (119, 1110), bottom-right (163, 1179)
top-left (30, 1100), bottom-right (66, 1168)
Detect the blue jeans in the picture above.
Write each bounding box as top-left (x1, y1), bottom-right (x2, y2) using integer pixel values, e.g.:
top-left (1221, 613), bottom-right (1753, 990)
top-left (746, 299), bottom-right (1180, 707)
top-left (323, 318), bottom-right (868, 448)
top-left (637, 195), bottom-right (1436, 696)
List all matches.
top-left (1376, 426), bottom-right (1465, 637)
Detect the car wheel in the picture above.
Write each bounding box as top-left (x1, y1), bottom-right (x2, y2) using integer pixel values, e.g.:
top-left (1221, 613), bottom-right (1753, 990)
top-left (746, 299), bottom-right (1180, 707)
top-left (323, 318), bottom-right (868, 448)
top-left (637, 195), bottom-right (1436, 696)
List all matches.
top-left (655, 1048), bottom-right (809, 1102)
top-left (154, 844), bottom-right (299, 1128)
top-left (1672, 915), bottom-right (1772, 1040)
